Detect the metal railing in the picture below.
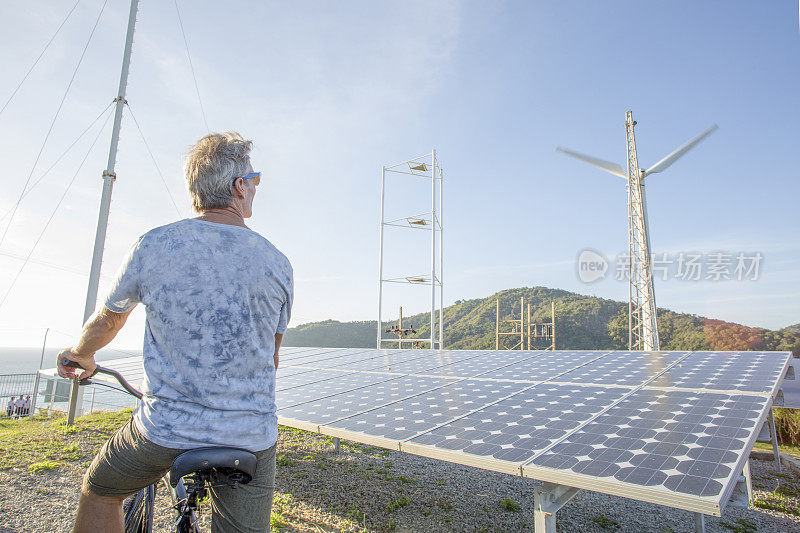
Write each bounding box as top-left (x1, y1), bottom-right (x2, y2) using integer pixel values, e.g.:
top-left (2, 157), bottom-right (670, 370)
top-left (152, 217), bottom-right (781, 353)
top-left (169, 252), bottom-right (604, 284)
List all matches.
top-left (1, 373), bottom-right (37, 418)
top-left (2, 372), bottom-right (138, 419)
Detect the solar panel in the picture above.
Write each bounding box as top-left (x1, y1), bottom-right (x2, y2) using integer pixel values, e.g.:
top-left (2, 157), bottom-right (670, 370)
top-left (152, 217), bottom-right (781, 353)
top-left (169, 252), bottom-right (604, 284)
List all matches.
top-left (273, 347), bottom-right (791, 518)
top-left (343, 349), bottom-right (489, 374)
top-left (39, 346), bottom-right (791, 525)
top-left (276, 368), bottom-right (356, 389)
top-left (404, 383), bottom-right (629, 464)
top-left (278, 374), bottom-right (458, 425)
top-left (527, 388), bottom-right (769, 514)
top-left (649, 351), bottom-right (788, 395)
top-left (416, 349), bottom-right (542, 378)
top-left (552, 351), bottom-right (689, 387)
top-left (280, 347), bottom-right (376, 364)
top-left (329, 379), bottom-right (532, 443)
top-left (479, 350), bottom-right (611, 381)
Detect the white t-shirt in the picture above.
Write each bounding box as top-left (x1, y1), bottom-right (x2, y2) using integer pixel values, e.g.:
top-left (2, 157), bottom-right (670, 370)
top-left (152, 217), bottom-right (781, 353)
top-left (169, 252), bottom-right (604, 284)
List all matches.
top-left (104, 219), bottom-right (293, 452)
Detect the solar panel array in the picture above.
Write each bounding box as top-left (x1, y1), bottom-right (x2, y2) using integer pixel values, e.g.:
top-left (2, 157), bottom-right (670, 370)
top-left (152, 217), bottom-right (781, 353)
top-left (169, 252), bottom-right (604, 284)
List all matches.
top-left (275, 347), bottom-right (790, 516)
top-left (47, 347), bottom-right (787, 516)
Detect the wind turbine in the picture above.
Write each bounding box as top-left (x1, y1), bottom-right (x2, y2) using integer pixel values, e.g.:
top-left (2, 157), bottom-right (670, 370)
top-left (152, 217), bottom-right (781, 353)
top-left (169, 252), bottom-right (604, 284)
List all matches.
top-left (558, 111), bottom-right (717, 351)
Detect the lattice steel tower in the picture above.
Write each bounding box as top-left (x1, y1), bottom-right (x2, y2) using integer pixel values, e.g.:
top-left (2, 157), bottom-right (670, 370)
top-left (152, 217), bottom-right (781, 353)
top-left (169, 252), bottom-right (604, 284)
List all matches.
top-left (624, 112), bottom-right (659, 351)
top-left (558, 111), bottom-right (717, 351)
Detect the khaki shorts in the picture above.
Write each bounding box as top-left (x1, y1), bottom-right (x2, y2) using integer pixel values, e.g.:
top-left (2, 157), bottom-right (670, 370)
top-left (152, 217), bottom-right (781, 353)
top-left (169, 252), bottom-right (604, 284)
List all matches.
top-left (84, 418), bottom-right (276, 533)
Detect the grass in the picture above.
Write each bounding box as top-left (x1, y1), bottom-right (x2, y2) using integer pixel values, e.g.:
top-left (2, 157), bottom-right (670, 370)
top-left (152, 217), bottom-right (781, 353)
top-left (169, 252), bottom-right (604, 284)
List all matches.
top-left (276, 454), bottom-right (293, 467)
top-left (590, 514), bottom-right (620, 530)
top-left (270, 493), bottom-right (293, 531)
top-left (28, 459), bottom-right (64, 473)
top-left (386, 496), bottom-right (410, 512)
top-left (437, 499), bottom-right (454, 511)
top-left (775, 480), bottom-right (800, 497)
top-left (752, 488), bottom-right (800, 517)
top-left (269, 512), bottom-right (289, 531)
top-left (773, 407), bottom-right (800, 447)
top-left (499, 498), bottom-right (521, 512)
top-left (278, 425), bottom-right (309, 437)
top-left (753, 440), bottom-right (800, 459)
top-left (346, 505), bottom-right (367, 526)
top-left (720, 518), bottom-right (757, 533)
top-left (0, 410), bottom-right (131, 471)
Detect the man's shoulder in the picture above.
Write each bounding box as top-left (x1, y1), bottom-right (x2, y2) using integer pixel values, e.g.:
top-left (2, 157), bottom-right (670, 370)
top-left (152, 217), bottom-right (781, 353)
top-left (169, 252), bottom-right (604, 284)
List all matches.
top-left (247, 232), bottom-right (292, 270)
top-left (134, 219), bottom-right (209, 251)
top-left (141, 219), bottom-right (192, 239)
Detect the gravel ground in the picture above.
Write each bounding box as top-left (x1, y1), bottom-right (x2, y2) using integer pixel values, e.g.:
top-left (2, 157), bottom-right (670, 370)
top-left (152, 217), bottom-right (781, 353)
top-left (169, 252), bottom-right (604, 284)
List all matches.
top-left (1, 422), bottom-right (799, 532)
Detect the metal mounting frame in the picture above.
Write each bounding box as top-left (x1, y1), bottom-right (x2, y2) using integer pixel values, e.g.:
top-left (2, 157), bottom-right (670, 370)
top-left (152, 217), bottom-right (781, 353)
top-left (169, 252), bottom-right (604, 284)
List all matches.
top-left (377, 151), bottom-right (443, 350)
top-left (533, 481), bottom-right (581, 533)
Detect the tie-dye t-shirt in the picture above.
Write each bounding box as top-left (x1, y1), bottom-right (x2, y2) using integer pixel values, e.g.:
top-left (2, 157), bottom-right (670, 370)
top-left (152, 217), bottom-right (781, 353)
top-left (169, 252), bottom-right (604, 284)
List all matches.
top-left (104, 219), bottom-right (293, 451)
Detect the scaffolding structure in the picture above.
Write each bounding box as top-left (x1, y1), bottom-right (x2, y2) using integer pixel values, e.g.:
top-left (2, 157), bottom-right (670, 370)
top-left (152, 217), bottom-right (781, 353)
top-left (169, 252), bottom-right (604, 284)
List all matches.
top-left (377, 151), bottom-right (443, 349)
top-left (528, 300), bottom-right (556, 351)
top-left (496, 298), bottom-right (555, 351)
top-left (496, 297), bottom-right (525, 350)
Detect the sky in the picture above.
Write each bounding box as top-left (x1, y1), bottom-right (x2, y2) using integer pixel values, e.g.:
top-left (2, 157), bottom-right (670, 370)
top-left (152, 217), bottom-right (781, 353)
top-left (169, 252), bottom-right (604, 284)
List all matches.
top-left (0, 0), bottom-right (798, 349)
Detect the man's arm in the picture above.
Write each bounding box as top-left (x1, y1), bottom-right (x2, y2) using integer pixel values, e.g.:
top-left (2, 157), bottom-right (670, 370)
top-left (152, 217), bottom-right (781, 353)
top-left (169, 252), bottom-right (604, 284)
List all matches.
top-left (57, 306), bottom-right (133, 380)
top-left (274, 333), bottom-right (283, 370)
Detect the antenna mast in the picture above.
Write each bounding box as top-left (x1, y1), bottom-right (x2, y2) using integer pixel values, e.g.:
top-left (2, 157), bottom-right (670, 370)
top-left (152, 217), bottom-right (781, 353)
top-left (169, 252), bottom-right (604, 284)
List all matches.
top-left (68, 0), bottom-right (140, 424)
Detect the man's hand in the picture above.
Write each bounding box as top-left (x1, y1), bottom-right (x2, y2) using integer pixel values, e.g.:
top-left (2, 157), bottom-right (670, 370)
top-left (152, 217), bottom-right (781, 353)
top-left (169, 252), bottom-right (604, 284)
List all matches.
top-left (274, 333), bottom-right (283, 370)
top-left (57, 348), bottom-right (97, 381)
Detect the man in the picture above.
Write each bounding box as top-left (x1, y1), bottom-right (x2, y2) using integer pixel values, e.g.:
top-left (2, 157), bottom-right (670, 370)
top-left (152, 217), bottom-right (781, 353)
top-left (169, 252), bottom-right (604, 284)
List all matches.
top-left (6, 397), bottom-right (14, 418)
top-left (14, 396), bottom-right (24, 418)
top-left (23, 395), bottom-right (31, 417)
top-left (57, 132), bottom-right (293, 533)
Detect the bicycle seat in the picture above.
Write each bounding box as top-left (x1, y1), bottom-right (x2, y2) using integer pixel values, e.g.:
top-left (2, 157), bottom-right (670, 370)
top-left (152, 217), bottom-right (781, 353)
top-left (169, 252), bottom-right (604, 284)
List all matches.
top-left (170, 447), bottom-right (258, 487)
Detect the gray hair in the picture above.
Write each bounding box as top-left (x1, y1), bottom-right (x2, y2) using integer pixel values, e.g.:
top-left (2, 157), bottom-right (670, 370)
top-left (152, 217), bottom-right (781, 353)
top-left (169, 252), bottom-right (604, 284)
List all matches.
top-left (184, 132), bottom-right (253, 212)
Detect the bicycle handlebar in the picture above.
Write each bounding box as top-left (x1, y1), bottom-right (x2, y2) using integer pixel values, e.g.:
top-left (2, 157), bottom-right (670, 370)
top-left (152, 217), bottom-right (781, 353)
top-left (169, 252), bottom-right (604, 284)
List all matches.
top-left (60, 357), bottom-right (143, 400)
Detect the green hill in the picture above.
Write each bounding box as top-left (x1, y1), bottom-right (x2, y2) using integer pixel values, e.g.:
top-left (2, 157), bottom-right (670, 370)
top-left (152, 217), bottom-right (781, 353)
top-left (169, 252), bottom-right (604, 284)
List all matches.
top-left (284, 286), bottom-right (800, 354)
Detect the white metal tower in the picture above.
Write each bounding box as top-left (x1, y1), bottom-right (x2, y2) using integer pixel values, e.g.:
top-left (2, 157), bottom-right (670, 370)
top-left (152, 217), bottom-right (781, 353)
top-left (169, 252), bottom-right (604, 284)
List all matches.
top-left (377, 151), bottom-right (443, 350)
top-left (558, 111), bottom-right (717, 351)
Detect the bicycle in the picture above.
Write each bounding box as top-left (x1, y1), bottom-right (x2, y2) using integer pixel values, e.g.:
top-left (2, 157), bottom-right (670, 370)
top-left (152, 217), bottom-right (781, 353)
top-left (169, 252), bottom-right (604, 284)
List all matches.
top-left (62, 358), bottom-right (258, 533)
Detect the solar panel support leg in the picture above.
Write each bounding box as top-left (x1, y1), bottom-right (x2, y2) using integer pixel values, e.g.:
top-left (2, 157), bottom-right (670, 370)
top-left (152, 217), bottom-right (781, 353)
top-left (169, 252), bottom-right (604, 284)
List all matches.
top-left (333, 437), bottom-right (340, 454)
top-left (533, 481), bottom-right (579, 533)
top-left (768, 407), bottom-right (781, 473)
top-left (729, 460), bottom-right (753, 508)
top-left (693, 512), bottom-right (705, 533)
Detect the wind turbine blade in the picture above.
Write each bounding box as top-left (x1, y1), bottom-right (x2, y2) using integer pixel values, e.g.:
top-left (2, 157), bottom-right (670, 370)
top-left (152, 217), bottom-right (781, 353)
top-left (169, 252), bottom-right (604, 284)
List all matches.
top-left (645, 124), bottom-right (718, 176)
top-left (556, 147), bottom-right (627, 179)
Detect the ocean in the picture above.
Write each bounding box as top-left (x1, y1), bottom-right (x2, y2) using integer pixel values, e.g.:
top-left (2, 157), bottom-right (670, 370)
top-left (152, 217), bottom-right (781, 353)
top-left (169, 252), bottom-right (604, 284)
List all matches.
top-left (1, 346), bottom-right (143, 413)
top-left (0, 346), bottom-right (140, 375)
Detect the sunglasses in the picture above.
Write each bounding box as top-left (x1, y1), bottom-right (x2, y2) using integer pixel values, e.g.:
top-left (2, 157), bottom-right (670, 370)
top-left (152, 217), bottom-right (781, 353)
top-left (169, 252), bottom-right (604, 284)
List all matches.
top-left (232, 171), bottom-right (261, 187)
